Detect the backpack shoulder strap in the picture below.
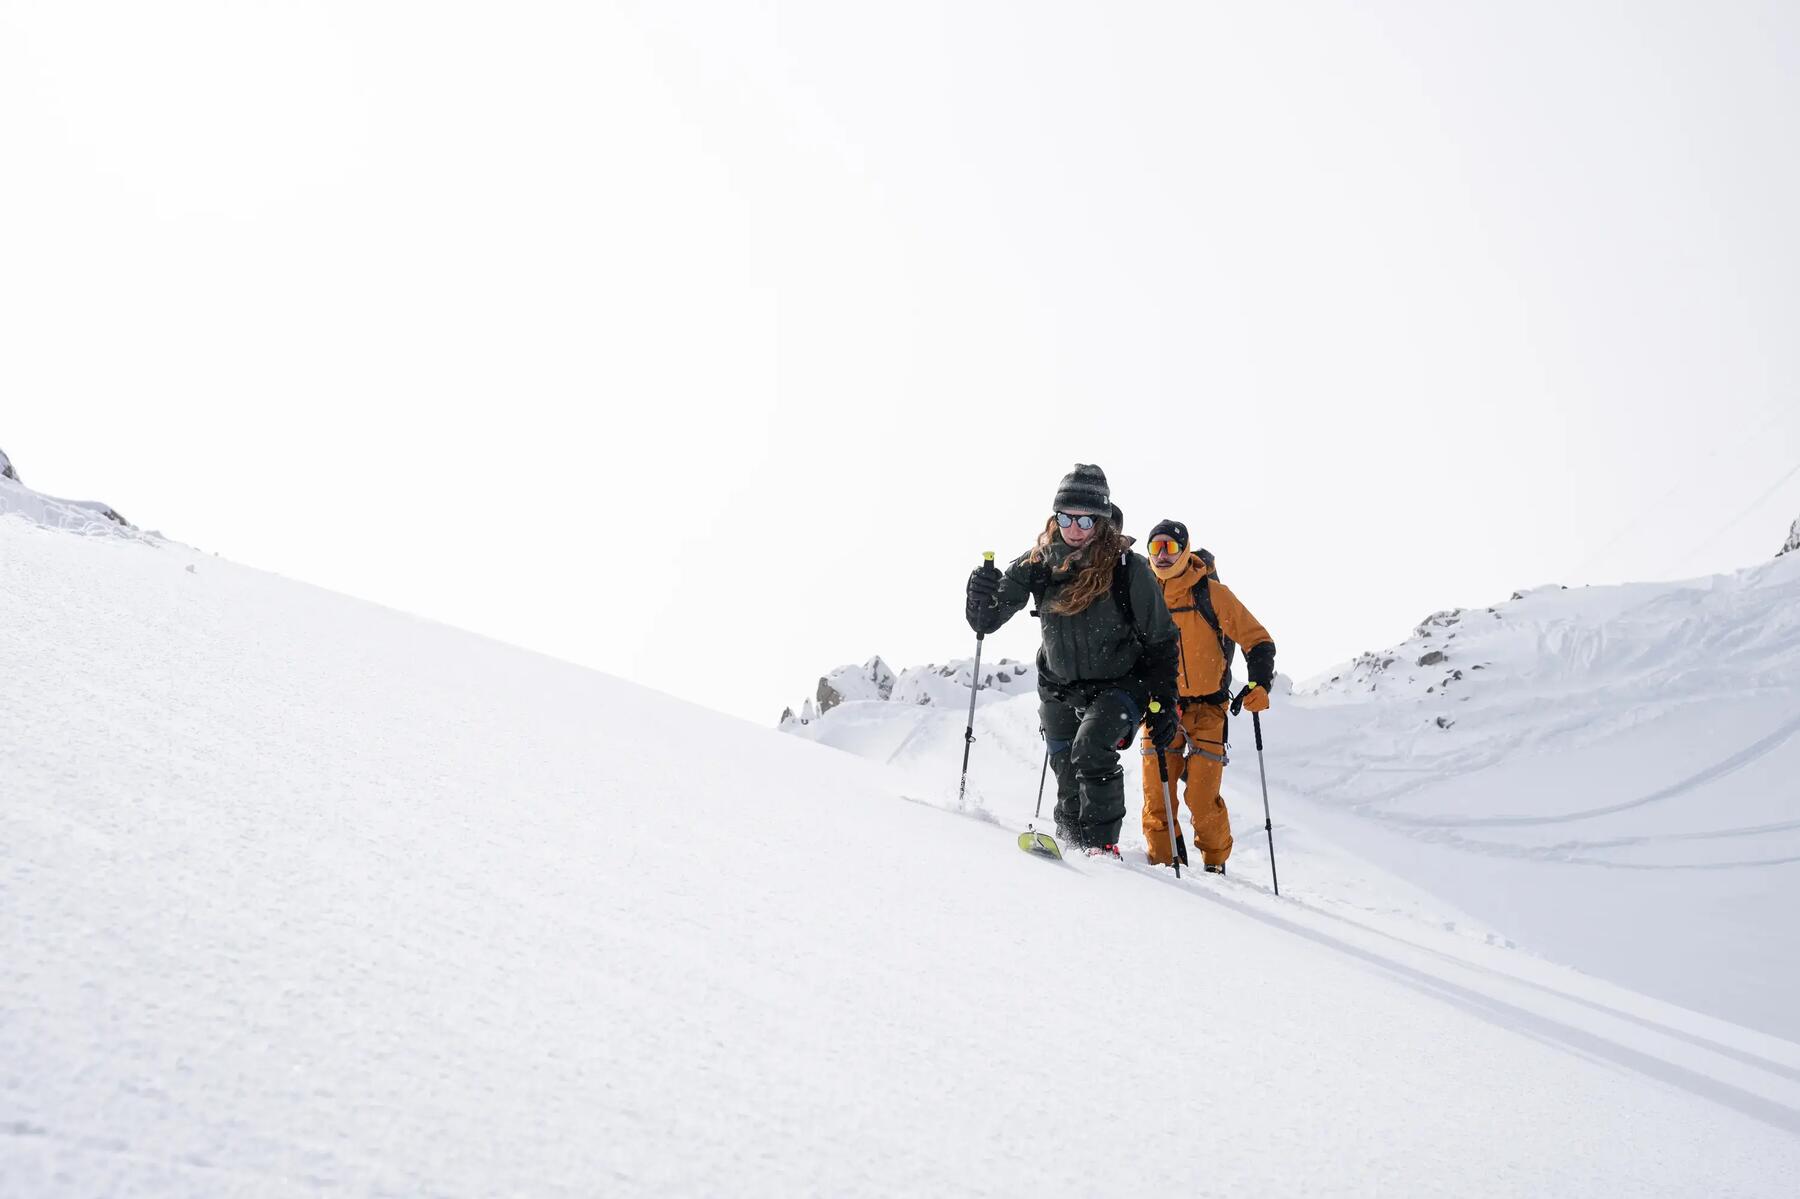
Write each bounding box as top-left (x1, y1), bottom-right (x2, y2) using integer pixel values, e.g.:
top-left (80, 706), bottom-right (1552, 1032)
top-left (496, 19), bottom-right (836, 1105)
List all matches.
top-left (1190, 574), bottom-right (1224, 641)
top-left (1194, 573), bottom-right (1237, 691)
top-left (1023, 556), bottom-right (1050, 617)
top-left (1185, 549), bottom-right (1225, 641)
top-left (1111, 551), bottom-right (1137, 635)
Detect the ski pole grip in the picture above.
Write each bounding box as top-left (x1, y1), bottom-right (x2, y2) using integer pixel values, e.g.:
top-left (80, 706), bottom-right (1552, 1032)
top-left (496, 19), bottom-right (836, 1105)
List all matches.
top-left (1253, 711), bottom-right (1264, 750)
top-left (1148, 703), bottom-right (1170, 780)
top-left (970, 553), bottom-right (997, 643)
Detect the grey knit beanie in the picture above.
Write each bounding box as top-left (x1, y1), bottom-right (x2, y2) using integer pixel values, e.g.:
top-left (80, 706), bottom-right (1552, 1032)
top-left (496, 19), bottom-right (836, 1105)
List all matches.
top-left (1052, 464), bottom-right (1110, 514)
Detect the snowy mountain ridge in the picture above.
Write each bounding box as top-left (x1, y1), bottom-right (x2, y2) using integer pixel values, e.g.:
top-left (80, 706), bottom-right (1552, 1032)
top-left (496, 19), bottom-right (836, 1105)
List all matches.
top-left (0, 472), bottom-right (143, 540)
top-left (781, 652), bottom-right (1036, 725)
top-left (1304, 546), bottom-right (1800, 708)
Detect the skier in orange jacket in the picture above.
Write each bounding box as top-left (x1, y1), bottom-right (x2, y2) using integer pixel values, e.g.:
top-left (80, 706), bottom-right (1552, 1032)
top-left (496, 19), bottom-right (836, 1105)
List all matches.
top-left (1138, 519), bottom-right (1276, 873)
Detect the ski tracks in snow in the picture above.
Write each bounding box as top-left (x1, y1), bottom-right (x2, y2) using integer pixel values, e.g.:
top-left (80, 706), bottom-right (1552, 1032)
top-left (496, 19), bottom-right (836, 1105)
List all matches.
top-left (1363, 707), bottom-right (1800, 831)
top-left (1075, 851), bottom-right (1800, 1138)
top-left (1278, 703), bottom-right (1800, 871)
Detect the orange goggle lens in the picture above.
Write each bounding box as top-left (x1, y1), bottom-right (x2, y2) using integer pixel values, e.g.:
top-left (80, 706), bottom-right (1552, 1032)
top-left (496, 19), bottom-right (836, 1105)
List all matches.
top-left (1147, 538), bottom-right (1183, 556)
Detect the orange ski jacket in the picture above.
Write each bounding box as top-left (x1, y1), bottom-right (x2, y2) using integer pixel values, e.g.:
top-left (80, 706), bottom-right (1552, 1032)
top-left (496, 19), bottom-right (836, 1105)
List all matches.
top-left (1153, 552), bottom-right (1274, 701)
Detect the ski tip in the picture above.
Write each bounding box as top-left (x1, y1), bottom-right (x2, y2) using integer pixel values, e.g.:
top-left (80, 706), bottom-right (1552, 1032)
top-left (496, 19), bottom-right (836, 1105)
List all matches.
top-left (1017, 829), bottom-right (1063, 860)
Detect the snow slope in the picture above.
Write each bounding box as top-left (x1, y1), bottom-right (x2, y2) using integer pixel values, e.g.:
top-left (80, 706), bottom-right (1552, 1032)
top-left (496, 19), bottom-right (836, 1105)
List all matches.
top-left (6, 493), bottom-right (1800, 1195)
top-left (783, 667), bottom-right (1501, 958)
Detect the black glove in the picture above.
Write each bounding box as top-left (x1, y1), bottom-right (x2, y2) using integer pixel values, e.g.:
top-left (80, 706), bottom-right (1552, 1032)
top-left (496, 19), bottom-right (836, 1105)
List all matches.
top-left (1146, 700), bottom-right (1181, 750)
top-left (965, 562), bottom-right (1002, 634)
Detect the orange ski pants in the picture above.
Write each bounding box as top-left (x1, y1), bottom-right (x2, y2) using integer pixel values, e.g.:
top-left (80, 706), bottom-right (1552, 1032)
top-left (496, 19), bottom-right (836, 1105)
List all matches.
top-left (1140, 701), bottom-right (1232, 867)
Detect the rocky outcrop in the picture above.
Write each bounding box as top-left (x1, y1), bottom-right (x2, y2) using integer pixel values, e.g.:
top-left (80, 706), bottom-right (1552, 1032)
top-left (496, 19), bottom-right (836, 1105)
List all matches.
top-left (816, 656), bottom-right (898, 715)
top-left (1781, 516), bottom-right (1800, 558)
top-left (783, 655), bottom-right (1036, 726)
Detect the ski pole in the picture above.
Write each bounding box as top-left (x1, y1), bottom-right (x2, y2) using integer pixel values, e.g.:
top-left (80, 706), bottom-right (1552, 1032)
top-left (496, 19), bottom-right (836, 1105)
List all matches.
top-left (956, 553), bottom-right (994, 807)
top-left (1172, 723), bottom-right (1194, 869)
top-left (1252, 711), bottom-right (1279, 896)
top-left (1149, 701), bottom-right (1181, 879)
top-left (1034, 730), bottom-right (1050, 821)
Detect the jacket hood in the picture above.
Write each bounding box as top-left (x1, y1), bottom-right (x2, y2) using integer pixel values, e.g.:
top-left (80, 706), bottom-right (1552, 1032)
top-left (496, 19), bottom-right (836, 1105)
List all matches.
top-left (1152, 550), bottom-right (1208, 585)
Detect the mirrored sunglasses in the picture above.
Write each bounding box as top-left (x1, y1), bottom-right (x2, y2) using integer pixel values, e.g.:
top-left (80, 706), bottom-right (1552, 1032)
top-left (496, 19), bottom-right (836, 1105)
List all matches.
top-left (1147, 538), bottom-right (1184, 556)
top-left (1055, 512), bottom-right (1098, 530)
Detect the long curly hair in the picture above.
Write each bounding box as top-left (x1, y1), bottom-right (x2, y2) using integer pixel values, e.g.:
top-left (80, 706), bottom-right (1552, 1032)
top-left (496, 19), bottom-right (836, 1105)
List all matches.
top-left (1027, 515), bottom-right (1128, 616)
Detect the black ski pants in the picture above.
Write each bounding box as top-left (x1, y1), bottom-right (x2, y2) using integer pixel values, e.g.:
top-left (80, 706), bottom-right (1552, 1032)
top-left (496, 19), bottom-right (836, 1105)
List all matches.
top-left (1041, 687), bottom-right (1141, 849)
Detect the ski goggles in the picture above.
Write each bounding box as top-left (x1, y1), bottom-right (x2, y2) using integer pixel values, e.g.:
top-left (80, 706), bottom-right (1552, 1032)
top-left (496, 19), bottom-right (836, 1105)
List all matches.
top-left (1055, 512), bottom-right (1099, 530)
top-left (1147, 538), bottom-right (1184, 556)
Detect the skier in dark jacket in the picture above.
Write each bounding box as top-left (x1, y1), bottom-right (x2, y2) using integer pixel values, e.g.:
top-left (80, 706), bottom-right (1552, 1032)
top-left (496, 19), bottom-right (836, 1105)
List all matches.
top-left (965, 465), bottom-right (1180, 852)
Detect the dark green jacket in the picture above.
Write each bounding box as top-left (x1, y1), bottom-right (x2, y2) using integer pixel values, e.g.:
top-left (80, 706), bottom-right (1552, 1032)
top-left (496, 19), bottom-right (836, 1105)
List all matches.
top-left (981, 541), bottom-right (1179, 704)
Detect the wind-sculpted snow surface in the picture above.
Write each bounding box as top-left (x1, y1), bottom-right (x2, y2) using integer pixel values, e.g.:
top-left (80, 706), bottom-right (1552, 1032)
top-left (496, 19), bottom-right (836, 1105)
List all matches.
top-left (1, 475), bottom-right (145, 541)
top-left (7, 513), bottom-right (1800, 1195)
top-left (1286, 553), bottom-right (1800, 1038)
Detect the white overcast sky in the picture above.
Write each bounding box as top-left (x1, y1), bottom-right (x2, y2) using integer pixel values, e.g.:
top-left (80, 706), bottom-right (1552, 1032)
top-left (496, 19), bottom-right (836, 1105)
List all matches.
top-left (4, 1), bottom-right (1798, 724)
